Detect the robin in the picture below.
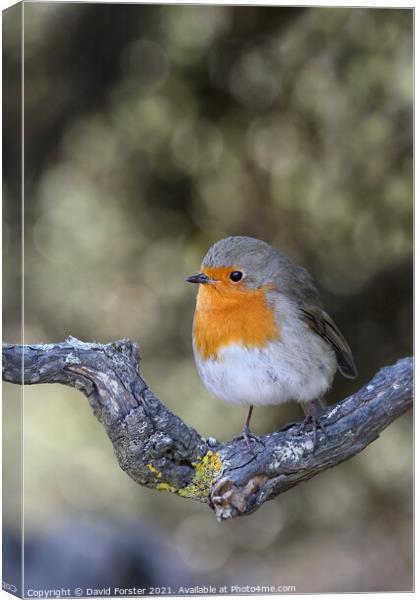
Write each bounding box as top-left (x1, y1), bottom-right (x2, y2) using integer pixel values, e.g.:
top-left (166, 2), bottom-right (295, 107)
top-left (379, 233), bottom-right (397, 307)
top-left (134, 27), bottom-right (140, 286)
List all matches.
top-left (186, 236), bottom-right (357, 450)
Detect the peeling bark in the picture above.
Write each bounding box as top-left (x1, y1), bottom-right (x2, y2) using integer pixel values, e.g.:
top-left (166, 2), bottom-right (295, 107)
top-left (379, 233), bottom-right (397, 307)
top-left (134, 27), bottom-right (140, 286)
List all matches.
top-left (2, 337), bottom-right (413, 520)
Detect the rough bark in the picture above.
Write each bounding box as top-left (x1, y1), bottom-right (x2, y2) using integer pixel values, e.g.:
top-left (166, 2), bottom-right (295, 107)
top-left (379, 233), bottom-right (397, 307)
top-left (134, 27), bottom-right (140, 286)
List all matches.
top-left (2, 337), bottom-right (413, 521)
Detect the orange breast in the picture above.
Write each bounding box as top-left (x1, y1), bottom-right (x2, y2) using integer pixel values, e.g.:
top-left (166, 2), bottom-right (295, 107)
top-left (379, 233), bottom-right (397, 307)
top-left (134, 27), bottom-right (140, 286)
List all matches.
top-left (193, 267), bottom-right (280, 360)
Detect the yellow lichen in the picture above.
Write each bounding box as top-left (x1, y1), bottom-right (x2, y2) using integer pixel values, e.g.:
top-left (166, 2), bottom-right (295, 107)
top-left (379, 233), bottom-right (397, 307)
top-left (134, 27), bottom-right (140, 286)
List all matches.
top-left (156, 482), bottom-right (177, 493)
top-left (146, 463), bottom-right (162, 478)
top-left (178, 451), bottom-right (223, 500)
top-left (149, 451), bottom-right (223, 500)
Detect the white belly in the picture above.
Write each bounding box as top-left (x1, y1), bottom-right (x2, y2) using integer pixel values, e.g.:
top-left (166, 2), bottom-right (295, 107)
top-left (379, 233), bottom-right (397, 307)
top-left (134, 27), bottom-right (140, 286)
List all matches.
top-left (193, 313), bottom-right (337, 406)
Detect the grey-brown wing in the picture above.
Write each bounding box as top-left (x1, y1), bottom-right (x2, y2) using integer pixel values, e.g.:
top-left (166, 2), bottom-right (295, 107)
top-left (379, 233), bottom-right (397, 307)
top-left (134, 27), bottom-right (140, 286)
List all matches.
top-left (301, 307), bottom-right (358, 379)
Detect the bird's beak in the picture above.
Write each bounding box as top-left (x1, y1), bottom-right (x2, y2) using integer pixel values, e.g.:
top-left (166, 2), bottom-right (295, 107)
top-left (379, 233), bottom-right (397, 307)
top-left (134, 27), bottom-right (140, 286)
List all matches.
top-left (185, 272), bottom-right (216, 284)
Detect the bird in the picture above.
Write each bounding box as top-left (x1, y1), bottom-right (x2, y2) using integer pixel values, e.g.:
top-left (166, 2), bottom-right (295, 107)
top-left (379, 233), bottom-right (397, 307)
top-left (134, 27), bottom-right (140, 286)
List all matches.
top-left (186, 236), bottom-right (357, 451)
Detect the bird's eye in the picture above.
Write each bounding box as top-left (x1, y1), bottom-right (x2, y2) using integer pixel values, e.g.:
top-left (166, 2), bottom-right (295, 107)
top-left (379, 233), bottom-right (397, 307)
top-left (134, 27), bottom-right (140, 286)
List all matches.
top-left (230, 271), bottom-right (243, 282)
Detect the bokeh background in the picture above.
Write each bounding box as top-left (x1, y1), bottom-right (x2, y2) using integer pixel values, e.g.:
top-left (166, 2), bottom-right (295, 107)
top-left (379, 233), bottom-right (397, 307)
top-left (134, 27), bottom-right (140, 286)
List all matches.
top-left (3, 3), bottom-right (413, 594)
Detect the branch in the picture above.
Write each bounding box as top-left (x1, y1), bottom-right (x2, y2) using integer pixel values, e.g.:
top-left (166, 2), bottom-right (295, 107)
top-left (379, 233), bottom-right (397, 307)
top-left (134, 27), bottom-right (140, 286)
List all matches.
top-left (2, 337), bottom-right (412, 521)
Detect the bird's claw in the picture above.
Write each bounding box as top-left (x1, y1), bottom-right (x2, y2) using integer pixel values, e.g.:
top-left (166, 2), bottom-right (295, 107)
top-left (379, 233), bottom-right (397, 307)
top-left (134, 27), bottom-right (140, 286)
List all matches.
top-left (298, 413), bottom-right (328, 448)
top-left (233, 426), bottom-right (265, 455)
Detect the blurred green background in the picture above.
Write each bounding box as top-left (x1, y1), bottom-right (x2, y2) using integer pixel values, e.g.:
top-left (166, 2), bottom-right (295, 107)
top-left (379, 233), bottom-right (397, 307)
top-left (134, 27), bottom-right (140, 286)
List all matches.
top-left (3, 3), bottom-right (412, 594)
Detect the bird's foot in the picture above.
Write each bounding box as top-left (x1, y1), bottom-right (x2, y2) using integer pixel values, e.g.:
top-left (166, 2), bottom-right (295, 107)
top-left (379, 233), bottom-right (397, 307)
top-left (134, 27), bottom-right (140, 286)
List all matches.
top-left (298, 413), bottom-right (328, 449)
top-left (233, 426), bottom-right (265, 455)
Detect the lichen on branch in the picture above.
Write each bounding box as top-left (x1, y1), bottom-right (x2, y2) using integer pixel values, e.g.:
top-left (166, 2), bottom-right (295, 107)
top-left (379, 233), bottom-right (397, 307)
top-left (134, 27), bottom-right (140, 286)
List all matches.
top-left (2, 338), bottom-right (413, 520)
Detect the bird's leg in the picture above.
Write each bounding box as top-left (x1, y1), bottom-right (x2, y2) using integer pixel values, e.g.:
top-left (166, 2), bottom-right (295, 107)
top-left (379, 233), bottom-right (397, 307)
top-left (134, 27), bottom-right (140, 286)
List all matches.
top-left (244, 404), bottom-right (253, 430)
top-left (232, 405), bottom-right (265, 453)
top-left (298, 398), bottom-right (328, 448)
top-left (242, 405), bottom-right (255, 450)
